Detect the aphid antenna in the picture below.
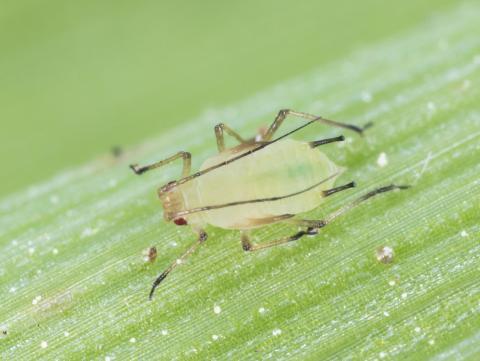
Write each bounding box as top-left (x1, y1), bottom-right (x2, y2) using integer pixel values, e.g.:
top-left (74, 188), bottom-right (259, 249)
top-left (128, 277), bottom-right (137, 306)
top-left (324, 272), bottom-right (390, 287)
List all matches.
top-left (310, 135), bottom-right (345, 148)
top-left (323, 184), bottom-right (410, 225)
top-left (174, 120), bottom-right (317, 187)
top-left (311, 116), bottom-right (372, 135)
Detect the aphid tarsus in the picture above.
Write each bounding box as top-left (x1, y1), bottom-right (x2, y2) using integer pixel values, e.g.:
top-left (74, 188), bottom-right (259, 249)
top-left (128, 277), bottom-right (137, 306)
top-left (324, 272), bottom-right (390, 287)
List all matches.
top-left (131, 109), bottom-right (408, 299)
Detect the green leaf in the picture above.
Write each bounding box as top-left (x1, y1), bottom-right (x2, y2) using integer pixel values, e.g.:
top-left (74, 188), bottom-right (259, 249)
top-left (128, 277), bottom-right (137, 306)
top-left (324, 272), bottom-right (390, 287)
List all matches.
top-left (1, 3), bottom-right (479, 360)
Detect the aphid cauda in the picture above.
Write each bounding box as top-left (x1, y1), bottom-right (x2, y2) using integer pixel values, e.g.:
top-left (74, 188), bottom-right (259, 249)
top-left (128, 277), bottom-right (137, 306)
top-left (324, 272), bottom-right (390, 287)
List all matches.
top-left (130, 109), bottom-right (409, 299)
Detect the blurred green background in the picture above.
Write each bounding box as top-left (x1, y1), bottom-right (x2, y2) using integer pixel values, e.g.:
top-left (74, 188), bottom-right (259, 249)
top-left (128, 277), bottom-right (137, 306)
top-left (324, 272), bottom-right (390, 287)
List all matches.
top-left (0, 0), bottom-right (457, 198)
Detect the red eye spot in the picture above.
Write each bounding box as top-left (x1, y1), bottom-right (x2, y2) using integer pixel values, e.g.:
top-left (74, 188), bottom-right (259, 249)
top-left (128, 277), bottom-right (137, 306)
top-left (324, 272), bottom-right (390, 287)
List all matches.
top-left (174, 218), bottom-right (188, 226)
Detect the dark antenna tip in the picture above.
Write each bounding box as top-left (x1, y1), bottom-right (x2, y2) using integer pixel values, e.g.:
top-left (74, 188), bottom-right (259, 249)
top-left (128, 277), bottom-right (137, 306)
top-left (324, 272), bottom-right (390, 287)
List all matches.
top-left (356, 122), bottom-right (374, 137)
top-left (130, 164), bottom-right (144, 175)
top-left (395, 184), bottom-right (411, 190)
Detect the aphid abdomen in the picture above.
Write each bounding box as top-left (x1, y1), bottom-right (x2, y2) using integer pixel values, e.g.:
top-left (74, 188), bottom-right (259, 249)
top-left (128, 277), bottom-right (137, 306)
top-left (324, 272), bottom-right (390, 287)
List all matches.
top-left (189, 139), bottom-right (341, 229)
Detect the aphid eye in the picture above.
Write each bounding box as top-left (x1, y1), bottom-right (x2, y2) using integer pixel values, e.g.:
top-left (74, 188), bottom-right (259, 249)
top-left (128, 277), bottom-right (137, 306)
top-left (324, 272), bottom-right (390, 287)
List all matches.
top-left (174, 218), bottom-right (188, 226)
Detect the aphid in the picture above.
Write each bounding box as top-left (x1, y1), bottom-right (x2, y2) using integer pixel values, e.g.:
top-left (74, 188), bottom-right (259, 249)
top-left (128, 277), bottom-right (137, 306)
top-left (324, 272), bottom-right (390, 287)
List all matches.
top-left (130, 109), bottom-right (409, 299)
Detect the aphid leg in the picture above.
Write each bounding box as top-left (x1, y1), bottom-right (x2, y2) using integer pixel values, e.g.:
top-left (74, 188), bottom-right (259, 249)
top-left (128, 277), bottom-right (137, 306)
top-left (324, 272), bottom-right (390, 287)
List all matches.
top-left (263, 109), bottom-right (372, 141)
top-left (317, 184), bottom-right (410, 229)
top-left (242, 184), bottom-right (409, 252)
top-left (130, 151), bottom-right (192, 177)
top-left (149, 230), bottom-right (208, 300)
top-left (214, 123), bottom-right (250, 153)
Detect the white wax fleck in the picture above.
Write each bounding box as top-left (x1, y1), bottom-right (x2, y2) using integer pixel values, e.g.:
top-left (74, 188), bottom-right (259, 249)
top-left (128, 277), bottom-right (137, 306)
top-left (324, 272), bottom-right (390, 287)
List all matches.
top-left (377, 152), bottom-right (388, 168)
top-left (361, 91), bottom-right (373, 103)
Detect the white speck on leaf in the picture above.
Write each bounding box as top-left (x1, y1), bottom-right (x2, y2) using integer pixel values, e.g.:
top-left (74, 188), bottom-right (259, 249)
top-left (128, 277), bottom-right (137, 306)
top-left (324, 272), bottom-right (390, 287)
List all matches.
top-left (414, 152), bottom-right (433, 183)
top-left (259, 307), bottom-right (266, 314)
top-left (49, 195), bottom-right (59, 204)
top-left (401, 292), bottom-right (408, 300)
top-left (40, 341), bottom-right (48, 349)
top-left (161, 330), bottom-right (168, 336)
top-left (129, 337), bottom-right (136, 343)
top-left (213, 304), bottom-right (222, 314)
top-left (379, 351), bottom-right (387, 359)
top-left (429, 339), bottom-right (435, 345)
top-left (376, 246), bottom-right (394, 263)
top-left (272, 329), bottom-right (282, 336)
top-left (32, 295), bottom-right (42, 305)
top-left (361, 91), bottom-right (373, 103)
top-left (52, 248), bottom-right (59, 255)
top-left (383, 311), bottom-right (390, 317)
top-left (415, 326), bottom-right (421, 333)
top-left (377, 152), bottom-right (388, 168)
top-left (212, 334), bottom-right (219, 341)
top-left (461, 79), bottom-right (471, 90)
top-left (474, 54), bottom-right (480, 65)
top-left (28, 247), bottom-right (35, 255)
top-left (460, 230), bottom-right (468, 237)
top-left (64, 331), bottom-right (70, 337)
top-left (81, 227), bottom-right (98, 238)
top-left (0, 325), bottom-right (7, 338)
top-left (388, 280), bottom-right (396, 286)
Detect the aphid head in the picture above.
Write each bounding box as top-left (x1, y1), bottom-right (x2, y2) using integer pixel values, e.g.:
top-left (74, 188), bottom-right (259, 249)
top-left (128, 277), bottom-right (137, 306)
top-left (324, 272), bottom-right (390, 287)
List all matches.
top-left (158, 182), bottom-right (187, 223)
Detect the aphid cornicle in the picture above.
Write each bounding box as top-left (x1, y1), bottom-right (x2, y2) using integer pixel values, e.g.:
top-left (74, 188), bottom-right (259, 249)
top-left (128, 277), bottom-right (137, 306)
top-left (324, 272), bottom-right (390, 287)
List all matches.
top-left (130, 109), bottom-right (409, 299)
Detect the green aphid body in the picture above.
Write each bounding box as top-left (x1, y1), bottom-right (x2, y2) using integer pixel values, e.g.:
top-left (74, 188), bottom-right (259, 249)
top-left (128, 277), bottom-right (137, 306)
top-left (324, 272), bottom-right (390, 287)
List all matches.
top-left (171, 139), bottom-right (340, 230)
